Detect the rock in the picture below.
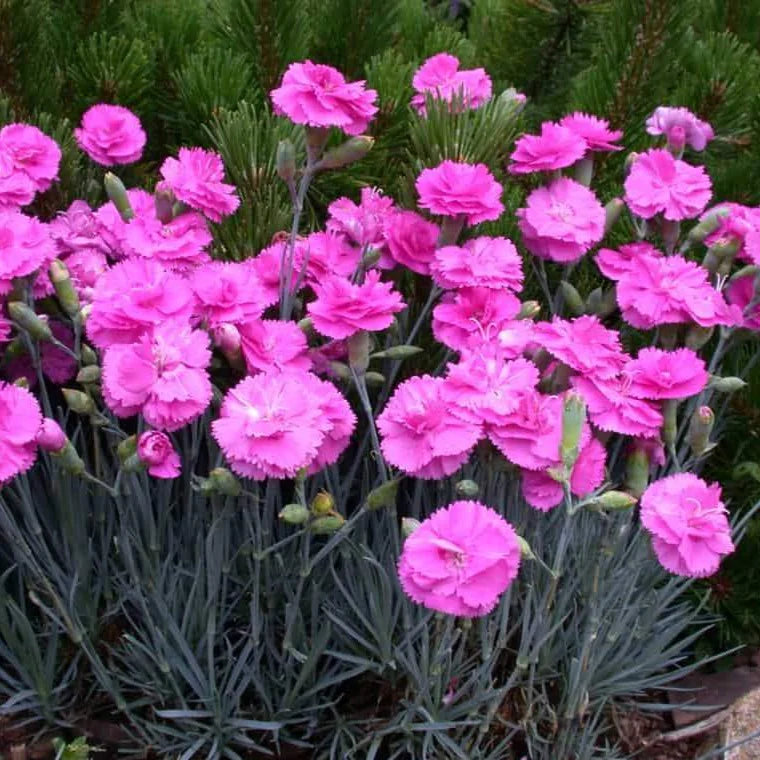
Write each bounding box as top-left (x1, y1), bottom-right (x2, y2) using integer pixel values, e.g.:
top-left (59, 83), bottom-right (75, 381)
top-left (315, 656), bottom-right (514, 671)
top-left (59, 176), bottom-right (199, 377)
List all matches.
top-left (724, 686), bottom-right (760, 759)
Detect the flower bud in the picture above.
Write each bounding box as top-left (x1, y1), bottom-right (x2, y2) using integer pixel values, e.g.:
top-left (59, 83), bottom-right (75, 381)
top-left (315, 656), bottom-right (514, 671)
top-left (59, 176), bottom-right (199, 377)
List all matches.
top-left (558, 281), bottom-right (585, 316)
top-left (310, 514), bottom-right (346, 534)
top-left (49, 260), bottom-right (81, 318)
top-left (361, 247), bottom-right (382, 268)
top-left (455, 479), bottom-right (479, 499)
top-left (209, 467), bottom-right (241, 497)
top-left (517, 536), bottom-right (535, 560)
top-left (7, 302), bottom-right (52, 341)
top-left (364, 371), bottom-right (385, 387)
top-left (297, 317), bottom-right (314, 337)
top-left (625, 448), bottom-right (649, 498)
top-left (665, 125), bottom-right (686, 156)
top-left (78, 304), bottom-right (92, 325)
top-left (117, 435), bottom-right (138, 463)
top-left (12, 376), bottom-right (29, 389)
top-left (499, 88), bottom-right (527, 114)
top-left (154, 182), bottom-right (175, 224)
top-left (688, 405), bottom-right (715, 457)
top-left (402, 517), bottom-right (421, 538)
top-left (120, 453), bottom-right (145, 474)
top-left (708, 375), bottom-right (747, 393)
top-left (592, 491), bottom-right (638, 511)
top-left (604, 198), bottom-right (625, 234)
top-left (311, 490), bottom-right (335, 516)
top-left (36, 418), bottom-right (67, 453)
top-left (103, 172), bottom-right (134, 221)
top-left (348, 330), bottom-right (370, 374)
top-left (371, 345), bottom-right (423, 360)
top-left (517, 300), bottom-right (541, 320)
top-left (62, 388), bottom-right (95, 416)
top-left (561, 392), bottom-right (586, 470)
top-left (76, 365), bottom-right (101, 385)
top-left (366, 478), bottom-right (400, 510)
top-left (585, 287), bottom-right (603, 315)
top-left (279, 503), bottom-right (311, 525)
top-left (662, 399), bottom-right (678, 447)
top-left (318, 136), bottom-right (374, 170)
top-left (276, 139), bottom-right (297, 183)
top-left (573, 156), bottom-right (594, 187)
top-left (329, 361), bottom-right (351, 381)
top-left (685, 324), bottom-right (714, 350)
top-left (686, 207), bottom-right (730, 246)
top-left (55, 441), bottom-right (85, 476)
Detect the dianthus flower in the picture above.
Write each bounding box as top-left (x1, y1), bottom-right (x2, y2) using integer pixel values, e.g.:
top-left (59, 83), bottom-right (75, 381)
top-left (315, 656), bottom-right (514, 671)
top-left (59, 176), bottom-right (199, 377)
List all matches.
top-left (137, 430), bottom-right (181, 479)
top-left (103, 321), bottom-right (212, 431)
top-left (432, 287), bottom-right (521, 352)
top-left (398, 500), bottom-right (520, 617)
top-left (532, 316), bottom-right (626, 379)
top-left (308, 270), bottom-right (405, 339)
top-left (50, 200), bottom-right (110, 256)
top-left (594, 241), bottom-right (662, 281)
top-left (327, 187), bottom-right (395, 264)
top-left (270, 60), bottom-right (378, 136)
top-left (238, 319), bottom-right (312, 374)
top-left (160, 147), bottom-right (239, 222)
top-left (623, 347), bottom-right (707, 400)
top-left (300, 231), bottom-right (361, 283)
top-left (558, 112), bottom-right (622, 153)
top-left (86, 258), bottom-right (195, 349)
top-left (641, 473), bottom-right (733, 577)
top-left (0, 148), bottom-right (36, 209)
top-left (509, 122), bottom-right (587, 175)
top-left (0, 124), bottom-right (61, 192)
top-left (41, 322), bottom-right (77, 384)
top-left (95, 189), bottom-right (155, 258)
top-left (701, 203), bottom-right (760, 265)
top-left (646, 107), bottom-right (714, 152)
top-left (74, 104), bottom-right (146, 166)
top-left (0, 382), bottom-right (41, 484)
top-left (190, 261), bottom-right (267, 329)
top-left (410, 53), bottom-right (492, 115)
top-left (62, 249), bottom-right (108, 304)
top-left (416, 160), bottom-right (503, 225)
top-left (247, 240), bottom-right (306, 305)
top-left (377, 375), bottom-right (482, 479)
top-left (624, 149), bottom-right (712, 221)
top-left (383, 210), bottom-right (439, 275)
top-left (726, 271), bottom-right (760, 330)
top-left (305, 374), bottom-right (356, 473)
top-left (432, 236), bottom-right (523, 291)
top-left (0, 210), bottom-right (55, 295)
top-left (517, 178), bottom-right (605, 263)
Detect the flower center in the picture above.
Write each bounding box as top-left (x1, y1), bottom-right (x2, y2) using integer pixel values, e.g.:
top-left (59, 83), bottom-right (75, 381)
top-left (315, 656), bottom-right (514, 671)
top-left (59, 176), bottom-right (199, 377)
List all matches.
top-left (550, 202), bottom-right (574, 222)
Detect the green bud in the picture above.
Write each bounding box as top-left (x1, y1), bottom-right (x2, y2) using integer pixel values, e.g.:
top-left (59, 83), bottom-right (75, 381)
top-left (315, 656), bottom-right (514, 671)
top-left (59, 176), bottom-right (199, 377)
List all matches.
top-left (364, 371), bottom-right (385, 387)
top-left (76, 365), bottom-right (101, 385)
top-left (517, 536), bottom-right (535, 560)
top-left (402, 517), bottom-right (421, 538)
top-left (517, 300), bottom-right (541, 320)
top-left (625, 448), bottom-right (649, 498)
top-left (318, 136), bottom-right (374, 170)
top-left (279, 503), bottom-right (311, 525)
top-left (310, 490), bottom-right (335, 516)
top-left (688, 405), bottom-right (715, 457)
top-left (121, 453), bottom-right (145, 473)
top-left (662, 399), bottom-right (678, 447)
top-left (561, 392), bottom-right (586, 470)
top-left (574, 156), bottom-right (594, 187)
top-left (62, 388), bottom-right (95, 416)
top-left (12, 376), bottom-right (29, 389)
top-left (329, 361), bottom-right (351, 381)
top-left (310, 514), bottom-right (346, 534)
top-left (348, 330), bottom-right (370, 374)
top-left (371, 345), bottom-right (423, 360)
top-left (276, 139), bottom-right (297, 183)
top-left (54, 441), bottom-right (85, 476)
top-left (80, 343), bottom-right (98, 366)
top-left (209, 467), bottom-right (242, 497)
top-left (49, 260), bottom-right (81, 317)
top-left (297, 316), bottom-right (315, 336)
top-left (103, 172), bottom-right (134, 221)
top-left (361, 247), bottom-right (382, 267)
top-left (686, 207), bottom-right (730, 246)
top-left (592, 491), bottom-right (638, 511)
top-left (585, 287), bottom-right (603, 315)
top-left (366, 478), bottom-right (400, 510)
top-left (708, 375), bottom-right (747, 393)
top-left (117, 435), bottom-right (137, 463)
top-left (558, 281), bottom-right (585, 316)
top-left (684, 324), bottom-right (714, 350)
top-left (604, 198), bottom-right (625, 234)
top-left (455, 479), bottom-right (480, 499)
top-left (7, 302), bottom-right (52, 341)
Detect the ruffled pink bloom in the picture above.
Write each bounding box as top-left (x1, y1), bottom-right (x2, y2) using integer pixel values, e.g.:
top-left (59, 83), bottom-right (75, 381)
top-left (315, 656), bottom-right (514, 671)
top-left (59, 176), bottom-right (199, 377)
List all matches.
top-left (490, 319), bottom-right (536, 359)
top-left (509, 122), bottom-right (587, 174)
top-left (95, 189), bottom-right (155, 258)
top-left (190, 261), bottom-right (267, 329)
top-left (517, 178), bottom-right (605, 263)
top-left (432, 287), bottom-right (521, 352)
top-left (248, 241), bottom-right (304, 305)
top-left (41, 322), bottom-right (77, 383)
top-left (300, 231), bottom-right (360, 283)
top-left (377, 375), bottom-right (482, 479)
top-left (87, 258), bottom-right (195, 349)
top-left (0, 124), bottom-right (61, 192)
top-left (63, 249), bottom-right (109, 304)
top-left (270, 60), bottom-right (378, 136)
top-left (50, 200), bottom-right (110, 256)
top-left (641, 473), bottom-right (733, 577)
top-left (726, 271), bottom-right (760, 330)
top-left (327, 188), bottom-right (395, 262)
top-left (383, 210), bottom-right (439, 275)
top-left (410, 53), bottom-right (492, 115)
top-left (239, 319), bottom-right (312, 374)
top-left (595, 241), bottom-right (662, 281)
top-left (558, 113), bottom-right (622, 153)
top-left (416, 161), bottom-right (503, 225)
top-left (305, 375), bottom-right (356, 473)
top-left (398, 500), bottom-right (520, 617)
top-left (0, 382), bottom-right (41, 484)
top-left (36, 418), bottom-right (67, 453)
top-left (624, 347), bottom-right (707, 400)
top-left (160, 147), bottom-right (239, 222)
top-left (0, 148), bottom-right (36, 209)
top-left (137, 430), bottom-right (181, 478)
top-left (532, 316), bottom-right (626, 380)
top-left (308, 270), bottom-right (405, 339)
top-left (701, 203), bottom-right (760, 265)
top-left (0, 210), bottom-right (55, 295)
top-left (432, 236), bottom-right (524, 292)
top-left (571, 374), bottom-right (663, 438)
top-left (102, 321), bottom-right (212, 431)
top-left (74, 104), bottom-right (146, 166)
top-left (646, 107), bottom-right (714, 152)
top-left (624, 149), bottom-right (712, 221)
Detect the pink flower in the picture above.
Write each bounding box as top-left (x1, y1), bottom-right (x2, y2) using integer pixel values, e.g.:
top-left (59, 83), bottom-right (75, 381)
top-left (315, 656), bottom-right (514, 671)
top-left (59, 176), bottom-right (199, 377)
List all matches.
top-left (377, 375), bottom-right (482, 479)
top-left (238, 319), bottom-right (312, 374)
top-left (726, 271), bottom-right (760, 330)
top-left (432, 287), bottom-right (521, 352)
top-left (74, 104), bottom-right (146, 166)
top-left (0, 148), bottom-right (36, 209)
top-left (384, 210), bottom-right (439, 275)
top-left (411, 53), bottom-right (492, 115)
top-left (0, 210), bottom-right (55, 295)
top-left (137, 431), bottom-right (181, 479)
top-left (641, 473), bottom-right (733, 577)
top-left (595, 242), bottom-right (662, 281)
top-left (571, 374), bottom-right (663, 438)
top-left (646, 107), bottom-right (714, 152)
top-left (490, 319), bottom-right (536, 359)
top-left (86, 258), bottom-right (195, 349)
top-left (270, 61), bottom-right (378, 136)
top-left (63, 249), bottom-right (109, 304)
top-left (701, 203), bottom-right (760, 264)
top-left (416, 161), bottom-right (503, 225)
top-left (532, 316), bottom-right (627, 379)
top-left (304, 374), bottom-right (356, 473)
top-left (248, 241), bottom-right (305, 305)
top-left (50, 200), bottom-right (110, 257)
top-left (398, 500), bottom-right (520, 617)
top-left (190, 261), bottom-right (267, 329)
top-left (102, 321), bottom-right (212, 431)
top-left (308, 270), bottom-right (405, 339)
top-left (517, 178), bottom-right (605, 263)
top-left (41, 322), bottom-right (77, 383)
top-left (624, 149), bottom-right (712, 221)
top-left (0, 382), bottom-right (41, 484)
top-left (36, 418), bottom-right (67, 453)
top-left (160, 147), bottom-right (239, 222)
top-left (300, 231), bottom-right (361, 283)
top-left (327, 188), bottom-right (395, 263)
top-left (432, 236), bottom-right (523, 291)
top-left (509, 122), bottom-right (587, 174)
top-left (623, 347), bottom-right (707, 400)
top-left (0, 124), bottom-right (61, 192)
top-left (95, 189), bottom-right (155, 258)
top-left (558, 113), bottom-right (622, 153)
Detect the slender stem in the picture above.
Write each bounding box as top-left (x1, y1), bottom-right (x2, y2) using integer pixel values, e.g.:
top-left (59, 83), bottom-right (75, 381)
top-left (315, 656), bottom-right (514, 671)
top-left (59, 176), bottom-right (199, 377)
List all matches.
top-left (351, 367), bottom-right (388, 483)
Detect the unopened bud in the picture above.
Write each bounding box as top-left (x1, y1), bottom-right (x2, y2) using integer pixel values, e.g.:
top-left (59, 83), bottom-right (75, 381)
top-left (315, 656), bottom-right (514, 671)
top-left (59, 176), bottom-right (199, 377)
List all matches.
top-left (371, 345), bottom-right (423, 360)
top-left (402, 517), bottom-right (421, 538)
top-left (154, 182), bottom-right (175, 223)
top-left (55, 441), bottom-right (85, 476)
top-left (213, 322), bottom-right (241, 353)
top-left (311, 491), bottom-right (335, 516)
top-left (209, 467), bottom-right (241, 497)
top-left (558, 281), bottom-right (585, 316)
top-left (103, 172), bottom-right (134, 221)
top-left (62, 388), bottom-right (95, 416)
top-left (517, 300), bottom-right (541, 320)
top-left (561, 392), bottom-right (586, 470)
top-left (517, 536), bottom-right (535, 560)
top-left (604, 198), bottom-right (625, 235)
top-left (310, 514), bottom-right (346, 534)
top-left (455, 479), bottom-right (479, 498)
top-left (49, 260), bottom-right (81, 317)
top-left (585, 287), bottom-right (603, 315)
top-left (625, 448), bottom-right (649, 498)
top-left (709, 375), bottom-right (747, 393)
top-left (499, 88), bottom-right (527, 114)
top-left (79, 304), bottom-right (92, 325)
top-left (318, 136), bottom-right (374, 170)
top-left (364, 371), bottom-right (385, 387)
top-left (662, 399), bottom-right (678, 447)
top-left (366, 478), bottom-right (400, 510)
top-left (36, 418), bottom-right (67, 453)
top-left (76, 365), bottom-right (101, 385)
top-left (348, 330), bottom-right (370, 374)
top-left (279, 503), bottom-right (310, 525)
top-left (361, 247), bottom-right (382, 267)
top-left (297, 317), bottom-right (314, 337)
top-left (12, 376), bottom-right (29, 389)
top-left (593, 490), bottom-right (638, 511)
top-left (686, 207), bottom-right (730, 247)
top-left (685, 324), bottom-right (714, 350)
top-left (7, 302), bottom-right (52, 341)
top-left (276, 139), bottom-right (297, 183)
top-left (688, 405), bottom-right (715, 457)
top-left (329, 361), bottom-right (351, 381)
top-left (117, 435), bottom-right (138, 463)
top-left (666, 125), bottom-right (686, 156)
top-left (574, 156), bottom-right (594, 187)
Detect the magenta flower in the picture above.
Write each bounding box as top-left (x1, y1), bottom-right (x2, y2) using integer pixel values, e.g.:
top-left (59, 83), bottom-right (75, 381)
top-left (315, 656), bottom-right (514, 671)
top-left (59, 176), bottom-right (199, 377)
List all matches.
top-left (74, 104), bottom-right (146, 166)
top-left (103, 321), bottom-right (212, 431)
top-left (726, 271), bottom-right (760, 330)
top-left (86, 258), bottom-right (195, 349)
top-left (190, 261), bottom-right (267, 329)
top-left (0, 382), bottom-right (41, 484)
top-left (160, 148), bottom-right (239, 222)
top-left (50, 200), bottom-right (110, 257)
top-left (432, 236), bottom-right (523, 292)
top-left (36, 418), bottom-right (67, 453)
top-left (0, 210), bottom-right (55, 295)
top-left (384, 210), bottom-right (439, 275)
top-left (624, 149), bottom-right (712, 221)
top-left (270, 61), bottom-right (378, 136)
top-left (62, 249), bottom-right (108, 304)
top-left (509, 122), bottom-right (587, 174)
top-left (300, 231), bottom-right (361, 283)
top-left (308, 270), bottom-right (405, 339)
top-left (646, 107), bottom-right (714, 152)
top-left (248, 240), bottom-right (306, 305)
top-left (0, 148), bottom-right (36, 209)
top-left (137, 430), bottom-right (181, 479)
top-left (410, 53), bottom-right (492, 115)
top-left (595, 242), bottom-right (662, 282)
top-left (701, 203), bottom-right (760, 265)
top-left (377, 375), bottom-right (482, 479)
top-left (641, 473), bottom-right (733, 577)
top-left (95, 189), bottom-right (155, 258)
top-left (398, 500), bottom-right (520, 617)
top-left (558, 113), bottom-right (622, 153)
top-left (0, 124), bottom-right (61, 192)
top-left (416, 160), bottom-right (503, 225)
top-left (327, 187), bottom-right (395, 263)
top-left (239, 319), bottom-right (312, 375)
top-left (624, 347), bottom-right (707, 400)
top-left (517, 178), bottom-right (605, 264)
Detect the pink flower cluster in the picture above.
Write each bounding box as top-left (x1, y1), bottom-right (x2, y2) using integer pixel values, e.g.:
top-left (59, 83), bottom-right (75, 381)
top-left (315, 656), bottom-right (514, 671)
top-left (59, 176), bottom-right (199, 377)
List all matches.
top-left (411, 53), bottom-right (492, 115)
